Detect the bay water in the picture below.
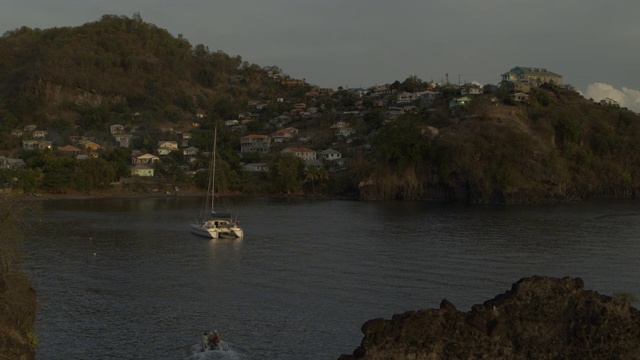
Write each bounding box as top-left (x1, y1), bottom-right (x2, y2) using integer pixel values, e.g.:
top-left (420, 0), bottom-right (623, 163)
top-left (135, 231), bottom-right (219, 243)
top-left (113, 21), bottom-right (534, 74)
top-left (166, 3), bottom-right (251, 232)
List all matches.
top-left (22, 197), bottom-right (640, 359)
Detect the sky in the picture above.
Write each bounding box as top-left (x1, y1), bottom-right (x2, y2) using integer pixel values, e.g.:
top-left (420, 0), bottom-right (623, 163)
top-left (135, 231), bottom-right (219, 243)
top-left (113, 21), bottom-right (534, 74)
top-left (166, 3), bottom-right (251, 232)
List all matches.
top-left (2, 0), bottom-right (639, 111)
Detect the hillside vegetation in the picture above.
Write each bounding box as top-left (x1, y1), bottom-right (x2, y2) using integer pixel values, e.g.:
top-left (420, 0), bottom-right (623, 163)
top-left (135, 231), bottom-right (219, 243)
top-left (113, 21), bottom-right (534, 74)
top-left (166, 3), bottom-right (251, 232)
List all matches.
top-left (360, 86), bottom-right (640, 203)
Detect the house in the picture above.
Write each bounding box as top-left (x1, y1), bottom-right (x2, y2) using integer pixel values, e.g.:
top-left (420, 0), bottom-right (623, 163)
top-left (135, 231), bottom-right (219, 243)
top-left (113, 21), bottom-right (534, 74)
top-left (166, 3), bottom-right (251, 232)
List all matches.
top-left (461, 84), bottom-right (483, 95)
top-left (24, 125), bottom-right (37, 132)
top-left (131, 166), bottom-right (154, 177)
top-left (32, 130), bottom-right (48, 138)
top-left (335, 127), bottom-right (356, 138)
top-left (331, 121), bottom-right (349, 129)
top-left (225, 120), bottom-right (240, 127)
top-left (501, 66), bottom-right (563, 87)
top-left (22, 140), bottom-right (39, 150)
top-left (38, 140), bottom-right (53, 150)
top-left (281, 147), bottom-right (316, 161)
top-left (396, 92), bottom-right (415, 104)
top-left (157, 147), bottom-right (174, 156)
top-left (0, 156), bottom-right (26, 170)
top-left (240, 134), bottom-right (271, 154)
top-left (160, 127), bottom-right (174, 134)
top-left (600, 97), bottom-right (619, 107)
top-left (418, 91), bottom-right (439, 106)
top-left (10, 130), bottom-right (23, 137)
top-left (114, 134), bottom-right (134, 148)
top-left (132, 153), bottom-right (160, 165)
top-left (57, 145), bottom-right (82, 157)
top-left (511, 92), bottom-right (530, 103)
top-left (243, 163), bottom-right (269, 173)
top-left (229, 75), bottom-right (244, 84)
top-left (271, 128), bottom-right (297, 143)
top-left (157, 141), bottom-right (178, 150)
top-left (182, 147), bottom-right (199, 157)
top-left (421, 126), bottom-right (440, 138)
top-left (82, 141), bottom-right (101, 151)
top-left (110, 124), bottom-right (125, 135)
top-left (449, 97), bottom-right (472, 108)
top-left (317, 149), bottom-right (342, 161)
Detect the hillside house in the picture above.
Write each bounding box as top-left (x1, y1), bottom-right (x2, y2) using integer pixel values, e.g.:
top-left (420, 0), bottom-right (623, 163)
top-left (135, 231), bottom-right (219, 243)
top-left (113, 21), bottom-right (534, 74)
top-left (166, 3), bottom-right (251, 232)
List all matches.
top-left (241, 134), bottom-right (271, 154)
top-left (110, 124), bottom-right (125, 135)
top-left (243, 163), bottom-right (269, 172)
top-left (132, 153), bottom-right (160, 165)
top-left (131, 166), bottom-right (154, 177)
top-left (461, 84), bottom-right (483, 95)
top-left (38, 140), bottom-right (53, 150)
top-left (335, 127), bottom-right (356, 138)
top-left (114, 134), bottom-right (134, 148)
top-left (449, 97), bottom-right (472, 108)
top-left (21, 140), bottom-right (39, 150)
top-left (511, 92), bottom-right (530, 103)
top-left (600, 97), bottom-right (619, 107)
top-left (32, 130), bottom-right (48, 138)
top-left (0, 156), bottom-right (26, 170)
top-left (57, 145), bottom-right (81, 157)
top-left (396, 92), bottom-right (415, 104)
top-left (182, 146), bottom-right (198, 156)
top-left (317, 149), bottom-right (342, 161)
top-left (82, 141), bottom-right (101, 151)
top-left (281, 147), bottom-right (316, 161)
top-left (501, 66), bottom-right (563, 87)
top-left (157, 141), bottom-right (178, 150)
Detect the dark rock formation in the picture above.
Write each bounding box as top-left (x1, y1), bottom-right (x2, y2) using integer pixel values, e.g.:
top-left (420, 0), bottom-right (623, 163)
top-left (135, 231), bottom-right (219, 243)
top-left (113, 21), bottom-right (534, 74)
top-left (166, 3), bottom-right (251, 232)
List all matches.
top-left (339, 276), bottom-right (640, 360)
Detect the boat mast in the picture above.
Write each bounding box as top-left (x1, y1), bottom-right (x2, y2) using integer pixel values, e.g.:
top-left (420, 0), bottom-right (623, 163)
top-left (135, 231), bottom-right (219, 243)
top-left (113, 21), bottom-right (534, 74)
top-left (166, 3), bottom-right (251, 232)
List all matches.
top-left (210, 126), bottom-right (217, 215)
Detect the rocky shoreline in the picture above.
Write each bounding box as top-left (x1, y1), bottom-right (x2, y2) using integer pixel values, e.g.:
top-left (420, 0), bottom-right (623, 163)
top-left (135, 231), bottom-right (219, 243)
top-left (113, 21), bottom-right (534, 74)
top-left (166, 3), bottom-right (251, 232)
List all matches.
top-left (339, 276), bottom-right (640, 360)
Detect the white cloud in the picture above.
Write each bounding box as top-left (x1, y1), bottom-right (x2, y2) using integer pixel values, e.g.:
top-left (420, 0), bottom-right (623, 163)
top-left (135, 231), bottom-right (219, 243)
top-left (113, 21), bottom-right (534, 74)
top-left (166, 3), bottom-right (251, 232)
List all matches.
top-left (583, 82), bottom-right (640, 112)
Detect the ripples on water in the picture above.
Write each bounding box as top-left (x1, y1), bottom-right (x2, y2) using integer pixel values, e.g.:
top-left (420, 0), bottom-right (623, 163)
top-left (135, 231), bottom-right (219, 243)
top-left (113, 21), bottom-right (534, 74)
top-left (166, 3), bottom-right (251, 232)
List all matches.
top-left (23, 197), bottom-right (640, 359)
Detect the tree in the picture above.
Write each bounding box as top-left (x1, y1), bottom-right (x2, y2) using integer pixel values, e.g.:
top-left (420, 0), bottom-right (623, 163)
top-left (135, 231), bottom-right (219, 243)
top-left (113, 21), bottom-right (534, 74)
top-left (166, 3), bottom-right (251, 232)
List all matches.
top-left (268, 153), bottom-right (304, 194)
top-left (305, 165), bottom-right (329, 194)
top-left (73, 158), bottom-right (116, 192)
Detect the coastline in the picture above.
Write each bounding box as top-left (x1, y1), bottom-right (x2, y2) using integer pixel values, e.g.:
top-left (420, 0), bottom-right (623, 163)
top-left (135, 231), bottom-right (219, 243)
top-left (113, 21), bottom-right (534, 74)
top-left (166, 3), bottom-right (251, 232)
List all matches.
top-left (9, 187), bottom-right (207, 202)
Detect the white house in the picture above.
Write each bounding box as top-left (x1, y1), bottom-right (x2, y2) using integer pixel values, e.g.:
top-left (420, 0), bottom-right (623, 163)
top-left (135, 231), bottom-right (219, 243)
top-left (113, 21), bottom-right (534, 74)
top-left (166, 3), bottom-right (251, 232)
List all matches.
top-left (131, 166), bottom-right (154, 177)
top-left (243, 163), bottom-right (269, 172)
top-left (281, 147), bottom-right (316, 161)
top-left (318, 149), bottom-right (342, 161)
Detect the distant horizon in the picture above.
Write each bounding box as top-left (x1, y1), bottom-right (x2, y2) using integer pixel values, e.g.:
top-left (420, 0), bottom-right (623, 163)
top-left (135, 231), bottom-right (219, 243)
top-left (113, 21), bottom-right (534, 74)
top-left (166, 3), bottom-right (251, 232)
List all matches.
top-left (1, 1), bottom-right (639, 111)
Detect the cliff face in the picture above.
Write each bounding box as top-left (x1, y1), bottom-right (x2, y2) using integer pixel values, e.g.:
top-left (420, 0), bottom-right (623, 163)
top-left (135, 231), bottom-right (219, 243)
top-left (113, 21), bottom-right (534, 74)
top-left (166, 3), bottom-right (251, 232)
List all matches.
top-left (339, 276), bottom-right (640, 360)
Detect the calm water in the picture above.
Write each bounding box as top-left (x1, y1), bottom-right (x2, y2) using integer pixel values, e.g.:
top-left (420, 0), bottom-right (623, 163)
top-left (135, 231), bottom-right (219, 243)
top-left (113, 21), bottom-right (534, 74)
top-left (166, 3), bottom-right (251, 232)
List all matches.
top-left (22, 197), bottom-right (640, 359)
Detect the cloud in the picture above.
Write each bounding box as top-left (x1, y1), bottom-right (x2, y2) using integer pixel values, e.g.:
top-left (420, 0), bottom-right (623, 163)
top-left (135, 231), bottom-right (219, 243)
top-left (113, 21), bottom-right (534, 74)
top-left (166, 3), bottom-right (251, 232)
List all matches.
top-left (583, 82), bottom-right (640, 112)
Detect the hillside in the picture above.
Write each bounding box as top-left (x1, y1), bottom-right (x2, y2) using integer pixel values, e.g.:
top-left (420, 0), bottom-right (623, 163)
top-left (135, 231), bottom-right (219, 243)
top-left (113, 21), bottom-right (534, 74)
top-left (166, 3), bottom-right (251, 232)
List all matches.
top-left (358, 85), bottom-right (640, 203)
top-left (1, 15), bottom-right (640, 203)
top-left (0, 14), bottom-right (308, 138)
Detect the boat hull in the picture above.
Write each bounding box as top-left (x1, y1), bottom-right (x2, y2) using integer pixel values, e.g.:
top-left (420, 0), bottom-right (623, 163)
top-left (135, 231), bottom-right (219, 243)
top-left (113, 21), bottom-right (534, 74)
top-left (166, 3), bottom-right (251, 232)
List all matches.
top-left (190, 222), bottom-right (243, 239)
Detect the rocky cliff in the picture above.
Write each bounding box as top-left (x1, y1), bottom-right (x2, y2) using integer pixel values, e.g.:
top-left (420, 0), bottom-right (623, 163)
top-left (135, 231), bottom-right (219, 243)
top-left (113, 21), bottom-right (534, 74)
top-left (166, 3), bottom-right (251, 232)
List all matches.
top-left (339, 276), bottom-right (640, 360)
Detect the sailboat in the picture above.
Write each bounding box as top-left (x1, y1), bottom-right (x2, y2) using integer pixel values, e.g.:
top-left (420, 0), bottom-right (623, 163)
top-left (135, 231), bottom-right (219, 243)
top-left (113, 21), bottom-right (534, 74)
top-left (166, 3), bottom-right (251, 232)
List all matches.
top-left (190, 126), bottom-right (244, 239)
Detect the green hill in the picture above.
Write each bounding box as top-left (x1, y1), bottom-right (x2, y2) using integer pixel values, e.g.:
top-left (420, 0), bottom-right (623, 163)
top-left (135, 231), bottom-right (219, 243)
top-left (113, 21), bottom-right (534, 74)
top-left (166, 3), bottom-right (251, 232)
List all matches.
top-left (359, 85), bottom-right (640, 203)
top-left (0, 14), bottom-right (307, 139)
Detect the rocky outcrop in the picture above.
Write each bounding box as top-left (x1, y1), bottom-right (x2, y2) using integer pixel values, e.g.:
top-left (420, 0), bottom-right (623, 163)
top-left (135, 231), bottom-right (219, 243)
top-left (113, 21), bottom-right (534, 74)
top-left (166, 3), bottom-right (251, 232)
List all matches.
top-left (339, 276), bottom-right (640, 360)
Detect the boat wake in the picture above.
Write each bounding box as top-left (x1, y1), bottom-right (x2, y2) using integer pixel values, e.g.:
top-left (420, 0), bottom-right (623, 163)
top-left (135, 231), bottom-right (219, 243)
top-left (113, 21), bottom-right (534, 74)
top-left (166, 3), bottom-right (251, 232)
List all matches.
top-left (185, 341), bottom-right (249, 360)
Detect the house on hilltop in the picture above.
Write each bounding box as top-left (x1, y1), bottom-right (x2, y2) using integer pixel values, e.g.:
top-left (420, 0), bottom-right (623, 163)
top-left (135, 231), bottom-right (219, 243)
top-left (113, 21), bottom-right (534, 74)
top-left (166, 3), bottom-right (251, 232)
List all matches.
top-left (501, 66), bottom-right (563, 87)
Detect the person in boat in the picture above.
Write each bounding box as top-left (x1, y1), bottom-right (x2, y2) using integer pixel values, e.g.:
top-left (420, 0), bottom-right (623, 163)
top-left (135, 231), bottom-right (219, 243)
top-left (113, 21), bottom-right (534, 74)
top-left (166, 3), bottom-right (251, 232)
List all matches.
top-left (211, 330), bottom-right (221, 350)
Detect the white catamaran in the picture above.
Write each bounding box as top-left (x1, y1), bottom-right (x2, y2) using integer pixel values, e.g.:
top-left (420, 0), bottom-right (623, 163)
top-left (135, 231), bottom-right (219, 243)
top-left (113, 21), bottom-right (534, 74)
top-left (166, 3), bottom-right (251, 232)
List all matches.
top-left (190, 127), bottom-right (243, 239)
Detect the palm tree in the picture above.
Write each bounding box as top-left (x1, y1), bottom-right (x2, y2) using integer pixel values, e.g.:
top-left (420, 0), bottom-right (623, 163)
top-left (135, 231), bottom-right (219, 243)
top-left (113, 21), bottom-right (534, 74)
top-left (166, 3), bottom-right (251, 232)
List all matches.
top-left (304, 165), bottom-right (319, 194)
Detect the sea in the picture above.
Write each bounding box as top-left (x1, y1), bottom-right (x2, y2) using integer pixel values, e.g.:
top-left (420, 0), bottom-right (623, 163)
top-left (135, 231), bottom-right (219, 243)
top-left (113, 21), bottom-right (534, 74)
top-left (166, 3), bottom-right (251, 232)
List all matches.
top-left (21, 196), bottom-right (640, 359)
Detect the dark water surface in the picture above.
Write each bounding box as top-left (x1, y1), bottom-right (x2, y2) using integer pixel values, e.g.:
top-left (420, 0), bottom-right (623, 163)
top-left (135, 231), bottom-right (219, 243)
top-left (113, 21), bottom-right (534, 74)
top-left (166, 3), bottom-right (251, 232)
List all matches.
top-left (23, 197), bottom-right (640, 359)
